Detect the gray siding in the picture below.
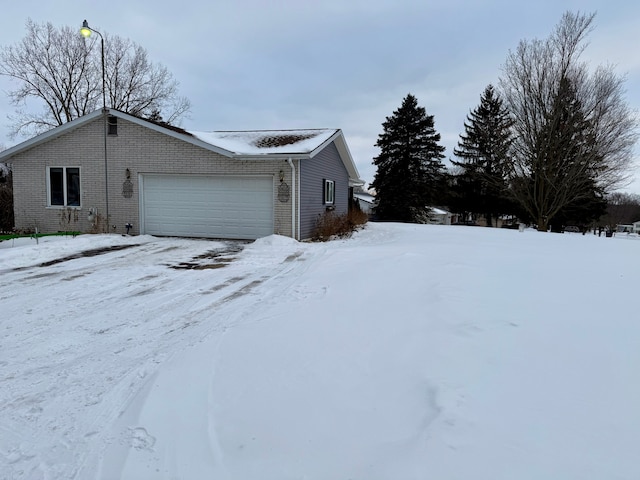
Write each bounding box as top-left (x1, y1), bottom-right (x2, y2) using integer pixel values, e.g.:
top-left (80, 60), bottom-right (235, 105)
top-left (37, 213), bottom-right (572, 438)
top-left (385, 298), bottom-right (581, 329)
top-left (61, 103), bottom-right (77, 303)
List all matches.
top-left (11, 115), bottom-right (294, 237)
top-left (299, 141), bottom-right (349, 239)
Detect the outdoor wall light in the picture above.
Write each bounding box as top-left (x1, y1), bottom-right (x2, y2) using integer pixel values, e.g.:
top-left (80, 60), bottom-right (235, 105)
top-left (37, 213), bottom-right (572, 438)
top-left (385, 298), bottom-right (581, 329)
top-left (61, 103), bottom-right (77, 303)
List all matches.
top-left (279, 170), bottom-right (284, 183)
top-left (126, 168), bottom-right (131, 179)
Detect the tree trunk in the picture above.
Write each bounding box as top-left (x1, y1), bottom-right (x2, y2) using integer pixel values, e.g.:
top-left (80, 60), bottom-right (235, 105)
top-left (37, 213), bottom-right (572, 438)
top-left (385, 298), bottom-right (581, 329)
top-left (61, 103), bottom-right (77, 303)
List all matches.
top-left (485, 212), bottom-right (493, 227)
top-left (537, 217), bottom-right (548, 232)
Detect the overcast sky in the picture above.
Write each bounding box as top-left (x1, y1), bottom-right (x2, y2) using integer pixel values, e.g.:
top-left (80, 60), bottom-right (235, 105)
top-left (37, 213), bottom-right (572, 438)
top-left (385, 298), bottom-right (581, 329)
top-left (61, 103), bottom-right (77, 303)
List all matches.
top-left (1, 0), bottom-right (639, 191)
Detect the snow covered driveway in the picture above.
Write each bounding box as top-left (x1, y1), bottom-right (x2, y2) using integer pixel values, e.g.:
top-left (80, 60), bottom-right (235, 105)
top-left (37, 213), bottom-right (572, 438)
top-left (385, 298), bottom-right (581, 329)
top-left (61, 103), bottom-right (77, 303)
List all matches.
top-left (2, 225), bottom-right (640, 479)
top-left (0, 234), bottom-right (313, 479)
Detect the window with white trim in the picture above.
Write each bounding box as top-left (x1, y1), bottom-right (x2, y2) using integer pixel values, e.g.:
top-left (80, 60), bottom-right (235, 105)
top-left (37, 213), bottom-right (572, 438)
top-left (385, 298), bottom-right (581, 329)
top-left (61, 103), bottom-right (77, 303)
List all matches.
top-left (323, 179), bottom-right (335, 205)
top-left (48, 167), bottom-right (81, 207)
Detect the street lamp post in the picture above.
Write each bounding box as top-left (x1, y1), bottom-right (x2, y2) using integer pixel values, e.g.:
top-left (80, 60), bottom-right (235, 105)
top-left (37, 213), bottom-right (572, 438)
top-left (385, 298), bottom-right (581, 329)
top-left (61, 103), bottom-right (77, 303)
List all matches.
top-left (80, 20), bottom-right (109, 230)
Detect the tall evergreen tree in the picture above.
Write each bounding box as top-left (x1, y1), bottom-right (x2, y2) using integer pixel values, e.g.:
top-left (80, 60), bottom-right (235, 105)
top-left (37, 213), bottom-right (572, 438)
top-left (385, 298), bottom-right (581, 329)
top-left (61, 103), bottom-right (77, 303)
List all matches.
top-left (371, 94), bottom-right (446, 223)
top-left (452, 85), bottom-right (514, 226)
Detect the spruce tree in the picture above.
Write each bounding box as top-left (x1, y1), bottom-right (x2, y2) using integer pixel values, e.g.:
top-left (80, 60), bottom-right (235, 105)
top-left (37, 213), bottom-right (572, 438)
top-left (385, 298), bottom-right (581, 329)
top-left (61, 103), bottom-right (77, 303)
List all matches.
top-left (371, 94), bottom-right (446, 223)
top-left (453, 85), bottom-right (514, 226)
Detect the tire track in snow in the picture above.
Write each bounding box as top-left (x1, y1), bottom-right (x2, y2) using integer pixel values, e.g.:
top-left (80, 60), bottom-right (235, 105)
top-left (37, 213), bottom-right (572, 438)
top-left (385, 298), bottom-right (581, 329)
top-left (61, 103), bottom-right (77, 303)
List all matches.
top-left (88, 241), bottom-right (327, 478)
top-left (2, 237), bottom-right (313, 479)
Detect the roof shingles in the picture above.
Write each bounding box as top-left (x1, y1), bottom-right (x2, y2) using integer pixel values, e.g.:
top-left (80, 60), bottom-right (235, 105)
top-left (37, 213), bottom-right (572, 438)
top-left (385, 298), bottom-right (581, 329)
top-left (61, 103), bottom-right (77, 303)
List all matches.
top-left (189, 129), bottom-right (337, 155)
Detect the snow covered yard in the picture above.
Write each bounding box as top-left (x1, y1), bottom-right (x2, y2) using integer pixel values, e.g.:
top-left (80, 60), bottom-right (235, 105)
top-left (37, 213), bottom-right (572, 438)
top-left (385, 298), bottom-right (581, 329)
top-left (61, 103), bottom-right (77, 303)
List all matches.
top-left (1, 224), bottom-right (639, 479)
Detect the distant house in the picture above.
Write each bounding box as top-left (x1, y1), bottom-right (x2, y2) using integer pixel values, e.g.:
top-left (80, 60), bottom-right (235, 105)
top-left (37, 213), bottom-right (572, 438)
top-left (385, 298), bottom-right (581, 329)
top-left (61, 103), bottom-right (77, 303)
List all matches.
top-left (353, 192), bottom-right (376, 215)
top-left (428, 207), bottom-right (452, 225)
top-left (616, 224), bottom-right (634, 233)
top-left (633, 221), bottom-right (640, 233)
top-left (0, 109), bottom-right (363, 240)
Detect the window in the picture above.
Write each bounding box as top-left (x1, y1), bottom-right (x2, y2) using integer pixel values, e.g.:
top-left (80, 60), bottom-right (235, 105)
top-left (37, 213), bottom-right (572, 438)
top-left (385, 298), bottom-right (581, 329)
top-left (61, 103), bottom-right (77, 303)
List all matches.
top-left (107, 115), bottom-right (118, 135)
top-left (48, 167), bottom-right (81, 207)
top-left (323, 179), bottom-right (335, 205)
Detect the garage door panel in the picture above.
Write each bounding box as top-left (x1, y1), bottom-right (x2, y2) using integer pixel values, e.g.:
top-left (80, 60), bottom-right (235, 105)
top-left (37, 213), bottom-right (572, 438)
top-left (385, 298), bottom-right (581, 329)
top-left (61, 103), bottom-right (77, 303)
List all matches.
top-left (142, 175), bottom-right (273, 239)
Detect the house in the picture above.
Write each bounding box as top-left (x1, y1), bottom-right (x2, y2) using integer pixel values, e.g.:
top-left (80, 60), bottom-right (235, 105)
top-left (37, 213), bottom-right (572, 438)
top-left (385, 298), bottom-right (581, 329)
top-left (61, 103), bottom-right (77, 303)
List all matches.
top-left (428, 207), bottom-right (452, 225)
top-left (633, 221), bottom-right (640, 234)
top-left (0, 109), bottom-right (363, 240)
top-left (616, 224), bottom-right (634, 233)
top-left (353, 192), bottom-right (376, 215)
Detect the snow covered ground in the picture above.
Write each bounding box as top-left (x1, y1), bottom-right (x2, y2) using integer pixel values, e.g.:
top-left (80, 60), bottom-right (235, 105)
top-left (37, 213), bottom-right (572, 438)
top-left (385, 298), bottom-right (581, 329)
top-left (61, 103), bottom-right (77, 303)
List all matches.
top-left (1, 223), bottom-right (639, 480)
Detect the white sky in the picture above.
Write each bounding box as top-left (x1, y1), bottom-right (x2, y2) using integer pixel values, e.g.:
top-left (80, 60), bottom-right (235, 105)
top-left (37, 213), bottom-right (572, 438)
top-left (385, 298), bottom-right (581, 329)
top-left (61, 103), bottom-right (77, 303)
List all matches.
top-left (0, 0), bottom-right (639, 190)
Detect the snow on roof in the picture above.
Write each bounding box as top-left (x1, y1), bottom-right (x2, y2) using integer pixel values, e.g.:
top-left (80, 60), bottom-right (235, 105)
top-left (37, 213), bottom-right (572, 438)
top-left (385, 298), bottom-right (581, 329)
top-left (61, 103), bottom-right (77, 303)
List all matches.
top-left (430, 207), bottom-right (450, 215)
top-left (188, 129), bottom-right (338, 155)
top-left (354, 193), bottom-right (376, 204)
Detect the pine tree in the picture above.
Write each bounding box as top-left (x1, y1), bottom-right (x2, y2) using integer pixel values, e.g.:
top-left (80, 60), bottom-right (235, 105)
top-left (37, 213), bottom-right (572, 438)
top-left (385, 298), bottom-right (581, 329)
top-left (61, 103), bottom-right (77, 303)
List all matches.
top-left (452, 85), bottom-right (514, 226)
top-left (371, 94), bottom-right (446, 223)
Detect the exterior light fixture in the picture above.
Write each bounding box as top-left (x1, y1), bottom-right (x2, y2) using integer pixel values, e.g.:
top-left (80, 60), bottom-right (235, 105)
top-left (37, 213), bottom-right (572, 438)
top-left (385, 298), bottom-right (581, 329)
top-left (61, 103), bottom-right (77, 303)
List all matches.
top-left (80, 20), bottom-right (92, 38)
top-left (279, 170), bottom-right (285, 183)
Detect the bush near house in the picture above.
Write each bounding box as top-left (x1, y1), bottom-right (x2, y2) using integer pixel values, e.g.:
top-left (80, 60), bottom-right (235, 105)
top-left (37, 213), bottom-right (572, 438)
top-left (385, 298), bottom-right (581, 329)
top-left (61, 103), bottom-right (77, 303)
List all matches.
top-left (312, 207), bottom-right (368, 242)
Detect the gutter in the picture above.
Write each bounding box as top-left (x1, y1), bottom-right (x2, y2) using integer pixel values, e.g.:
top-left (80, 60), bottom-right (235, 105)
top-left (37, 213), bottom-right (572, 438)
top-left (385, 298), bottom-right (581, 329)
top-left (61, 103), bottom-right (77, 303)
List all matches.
top-left (287, 158), bottom-right (296, 240)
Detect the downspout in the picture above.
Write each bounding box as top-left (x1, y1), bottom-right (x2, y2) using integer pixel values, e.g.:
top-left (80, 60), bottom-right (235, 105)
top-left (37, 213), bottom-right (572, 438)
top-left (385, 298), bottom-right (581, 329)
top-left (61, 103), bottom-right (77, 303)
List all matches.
top-left (287, 158), bottom-right (296, 240)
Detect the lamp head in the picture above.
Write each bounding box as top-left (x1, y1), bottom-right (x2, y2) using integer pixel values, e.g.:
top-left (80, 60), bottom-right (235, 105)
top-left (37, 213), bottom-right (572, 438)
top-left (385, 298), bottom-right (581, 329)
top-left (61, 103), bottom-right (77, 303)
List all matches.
top-left (80, 20), bottom-right (92, 38)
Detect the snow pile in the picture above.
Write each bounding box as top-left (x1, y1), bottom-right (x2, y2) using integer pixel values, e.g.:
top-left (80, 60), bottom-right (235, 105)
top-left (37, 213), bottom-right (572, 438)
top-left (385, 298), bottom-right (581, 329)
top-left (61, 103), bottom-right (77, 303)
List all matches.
top-left (1, 224), bottom-right (639, 479)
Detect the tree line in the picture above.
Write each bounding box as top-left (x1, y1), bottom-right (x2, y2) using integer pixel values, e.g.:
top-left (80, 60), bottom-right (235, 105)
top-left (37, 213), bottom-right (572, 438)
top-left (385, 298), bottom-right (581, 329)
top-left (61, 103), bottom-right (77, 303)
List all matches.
top-left (371, 12), bottom-right (639, 231)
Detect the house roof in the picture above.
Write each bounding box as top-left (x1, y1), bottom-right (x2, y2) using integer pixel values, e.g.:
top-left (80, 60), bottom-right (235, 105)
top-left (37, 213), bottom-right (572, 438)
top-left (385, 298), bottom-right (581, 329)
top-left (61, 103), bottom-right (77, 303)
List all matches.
top-left (0, 109), bottom-right (364, 185)
top-left (431, 207), bottom-right (451, 216)
top-left (189, 129), bottom-right (338, 155)
top-left (354, 192), bottom-right (376, 205)
top-left (188, 128), bottom-right (363, 185)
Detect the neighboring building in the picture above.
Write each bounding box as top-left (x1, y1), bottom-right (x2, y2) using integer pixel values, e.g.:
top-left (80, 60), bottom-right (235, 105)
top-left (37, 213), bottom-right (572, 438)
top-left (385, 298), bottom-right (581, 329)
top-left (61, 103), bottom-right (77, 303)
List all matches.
top-left (353, 192), bottom-right (376, 215)
top-left (0, 109), bottom-right (363, 240)
top-left (616, 224), bottom-right (634, 233)
top-left (428, 207), bottom-right (452, 225)
top-left (633, 221), bottom-right (640, 233)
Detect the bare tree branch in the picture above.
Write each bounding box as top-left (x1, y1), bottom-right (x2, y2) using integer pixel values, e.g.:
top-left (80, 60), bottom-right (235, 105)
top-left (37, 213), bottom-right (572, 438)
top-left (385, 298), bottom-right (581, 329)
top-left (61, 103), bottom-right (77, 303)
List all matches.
top-left (499, 11), bottom-right (638, 231)
top-left (0, 19), bottom-right (191, 137)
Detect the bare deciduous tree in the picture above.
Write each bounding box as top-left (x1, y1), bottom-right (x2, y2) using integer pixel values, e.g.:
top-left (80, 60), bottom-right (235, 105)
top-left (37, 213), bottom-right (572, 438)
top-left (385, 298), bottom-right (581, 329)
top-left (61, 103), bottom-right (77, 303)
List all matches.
top-left (499, 11), bottom-right (638, 231)
top-left (102, 34), bottom-right (190, 125)
top-left (0, 19), bottom-right (190, 137)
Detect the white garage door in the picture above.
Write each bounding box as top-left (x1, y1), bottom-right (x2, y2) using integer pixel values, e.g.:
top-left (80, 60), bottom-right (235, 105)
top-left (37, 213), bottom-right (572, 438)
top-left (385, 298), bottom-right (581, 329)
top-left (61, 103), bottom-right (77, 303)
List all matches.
top-left (141, 174), bottom-right (274, 239)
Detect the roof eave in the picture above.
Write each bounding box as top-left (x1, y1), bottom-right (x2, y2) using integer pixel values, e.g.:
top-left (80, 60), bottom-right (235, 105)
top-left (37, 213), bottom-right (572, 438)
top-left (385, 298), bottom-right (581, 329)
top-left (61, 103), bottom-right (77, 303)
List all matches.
top-left (0, 110), bottom-right (104, 161)
top-left (231, 152), bottom-right (313, 161)
top-left (107, 110), bottom-right (234, 157)
top-left (310, 129), bottom-right (364, 186)
top-left (0, 109), bottom-right (236, 161)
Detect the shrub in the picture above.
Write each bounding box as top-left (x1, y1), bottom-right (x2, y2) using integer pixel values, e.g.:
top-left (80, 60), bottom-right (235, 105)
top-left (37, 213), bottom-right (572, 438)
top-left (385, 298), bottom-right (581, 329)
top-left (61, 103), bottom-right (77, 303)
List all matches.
top-left (312, 208), bottom-right (368, 242)
top-left (348, 206), bottom-right (369, 226)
